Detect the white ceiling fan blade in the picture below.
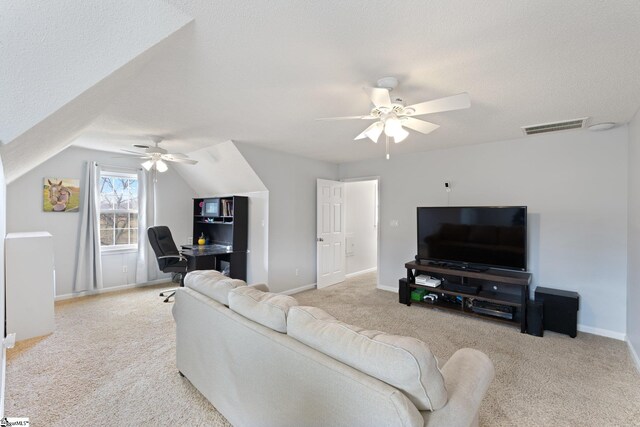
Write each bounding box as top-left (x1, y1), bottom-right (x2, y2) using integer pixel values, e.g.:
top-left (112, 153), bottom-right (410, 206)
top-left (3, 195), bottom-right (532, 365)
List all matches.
top-left (402, 117), bottom-right (440, 135)
top-left (120, 149), bottom-right (148, 155)
top-left (317, 115), bottom-right (376, 121)
top-left (112, 155), bottom-right (150, 159)
top-left (354, 121), bottom-right (384, 143)
top-left (164, 152), bottom-right (188, 159)
top-left (169, 158), bottom-right (199, 165)
top-left (162, 154), bottom-right (198, 165)
top-left (363, 87), bottom-right (392, 108)
top-left (405, 92), bottom-right (471, 116)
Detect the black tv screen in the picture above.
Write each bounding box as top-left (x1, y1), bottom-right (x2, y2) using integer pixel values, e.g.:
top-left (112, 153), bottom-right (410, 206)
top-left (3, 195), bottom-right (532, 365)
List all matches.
top-left (417, 206), bottom-right (527, 271)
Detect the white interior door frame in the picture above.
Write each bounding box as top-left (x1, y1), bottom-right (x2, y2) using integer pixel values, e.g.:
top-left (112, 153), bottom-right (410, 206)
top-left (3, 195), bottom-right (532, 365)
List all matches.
top-left (341, 176), bottom-right (381, 289)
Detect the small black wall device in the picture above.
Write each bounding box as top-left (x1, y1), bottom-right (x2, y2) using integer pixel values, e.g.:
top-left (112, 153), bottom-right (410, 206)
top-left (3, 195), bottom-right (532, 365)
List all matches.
top-left (535, 287), bottom-right (579, 338)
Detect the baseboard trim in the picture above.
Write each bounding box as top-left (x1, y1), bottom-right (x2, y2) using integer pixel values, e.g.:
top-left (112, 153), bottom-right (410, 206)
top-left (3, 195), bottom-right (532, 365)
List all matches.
top-left (55, 279), bottom-right (171, 301)
top-left (280, 283), bottom-right (317, 296)
top-left (628, 340), bottom-right (640, 373)
top-left (0, 345), bottom-right (6, 418)
top-left (345, 268), bottom-right (377, 278)
top-left (377, 284), bottom-right (398, 293)
top-left (577, 324), bottom-right (626, 341)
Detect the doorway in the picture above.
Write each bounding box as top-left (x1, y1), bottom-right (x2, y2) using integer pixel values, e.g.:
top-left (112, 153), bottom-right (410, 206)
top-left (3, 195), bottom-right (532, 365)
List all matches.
top-left (344, 178), bottom-right (379, 285)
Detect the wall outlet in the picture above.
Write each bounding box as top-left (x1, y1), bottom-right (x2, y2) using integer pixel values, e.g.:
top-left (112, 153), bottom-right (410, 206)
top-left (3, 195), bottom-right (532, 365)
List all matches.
top-left (122, 266), bottom-right (128, 273)
top-left (390, 220), bottom-right (399, 227)
top-left (295, 269), bottom-right (299, 276)
top-left (187, 236), bottom-right (193, 245)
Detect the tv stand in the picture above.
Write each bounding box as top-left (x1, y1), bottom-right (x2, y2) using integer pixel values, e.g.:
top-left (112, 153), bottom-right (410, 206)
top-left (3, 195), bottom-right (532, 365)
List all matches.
top-left (441, 263), bottom-right (487, 273)
top-left (415, 258), bottom-right (488, 273)
top-left (401, 261), bottom-right (532, 333)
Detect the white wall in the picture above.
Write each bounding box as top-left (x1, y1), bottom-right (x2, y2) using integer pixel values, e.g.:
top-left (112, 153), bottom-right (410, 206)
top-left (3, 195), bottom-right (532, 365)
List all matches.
top-left (628, 109), bottom-right (640, 366)
top-left (345, 180), bottom-right (377, 275)
top-left (6, 146), bottom-right (195, 297)
top-left (174, 141), bottom-right (267, 195)
top-left (339, 128), bottom-right (629, 337)
top-left (0, 154), bottom-right (6, 417)
top-left (236, 143), bottom-right (339, 293)
top-left (240, 191), bottom-right (269, 285)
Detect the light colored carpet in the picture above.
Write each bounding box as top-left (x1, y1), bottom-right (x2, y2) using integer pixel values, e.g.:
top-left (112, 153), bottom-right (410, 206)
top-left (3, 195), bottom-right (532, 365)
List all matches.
top-left (6, 273), bottom-right (640, 426)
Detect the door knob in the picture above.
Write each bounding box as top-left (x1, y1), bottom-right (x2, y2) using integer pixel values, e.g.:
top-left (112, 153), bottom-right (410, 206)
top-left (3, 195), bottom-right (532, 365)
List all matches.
top-left (317, 237), bottom-right (324, 242)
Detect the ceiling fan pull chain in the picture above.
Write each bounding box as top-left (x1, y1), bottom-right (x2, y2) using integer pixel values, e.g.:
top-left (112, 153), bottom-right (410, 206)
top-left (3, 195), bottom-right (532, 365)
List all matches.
top-left (385, 135), bottom-right (390, 160)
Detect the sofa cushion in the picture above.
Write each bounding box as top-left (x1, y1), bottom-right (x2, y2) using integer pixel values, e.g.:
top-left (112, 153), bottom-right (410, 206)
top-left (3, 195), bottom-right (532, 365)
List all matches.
top-left (228, 287), bottom-right (298, 333)
top-left (184, 270), bottom-right (246, 306)
top-left (287, 306), bottom-right (448, 411)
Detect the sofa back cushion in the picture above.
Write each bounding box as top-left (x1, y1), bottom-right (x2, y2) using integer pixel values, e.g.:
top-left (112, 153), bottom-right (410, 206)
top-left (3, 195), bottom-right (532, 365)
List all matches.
top-left (287, 306), bottom-right (447, 411)
top-left (184, 270), bottom-right (246, 306)
top-left (228, 287), bottom-right (298, 333)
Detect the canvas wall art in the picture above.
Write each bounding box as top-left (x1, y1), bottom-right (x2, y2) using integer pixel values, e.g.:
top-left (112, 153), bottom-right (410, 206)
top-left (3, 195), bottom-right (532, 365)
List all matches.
top-left (43, 178), bottom-right (80, 212)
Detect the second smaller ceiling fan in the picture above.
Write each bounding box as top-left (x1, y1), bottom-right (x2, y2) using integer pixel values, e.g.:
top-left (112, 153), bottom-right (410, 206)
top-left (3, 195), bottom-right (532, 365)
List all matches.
top-left (120, 137), bottom-right (198, 172)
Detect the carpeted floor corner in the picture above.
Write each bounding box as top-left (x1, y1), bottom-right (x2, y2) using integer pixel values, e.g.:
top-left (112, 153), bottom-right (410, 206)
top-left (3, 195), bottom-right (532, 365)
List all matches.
top-left (5, 273), bottom-right (640, 426)
top-left (295, 273), bottom-right (640, 426)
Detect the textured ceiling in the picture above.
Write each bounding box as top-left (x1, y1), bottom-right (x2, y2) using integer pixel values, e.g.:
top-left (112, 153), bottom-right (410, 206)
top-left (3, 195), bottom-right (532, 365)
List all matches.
top-left (74, 0), bottom-right (640, 163)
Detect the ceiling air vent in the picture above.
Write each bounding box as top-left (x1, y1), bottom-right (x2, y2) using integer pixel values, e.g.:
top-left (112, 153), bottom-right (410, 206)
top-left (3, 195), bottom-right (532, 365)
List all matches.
top-left (522, 118), bottom-right (588, 135)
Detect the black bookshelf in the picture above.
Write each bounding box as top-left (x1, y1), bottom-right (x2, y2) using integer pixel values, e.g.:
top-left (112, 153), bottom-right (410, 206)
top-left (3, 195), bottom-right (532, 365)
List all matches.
top-left (190, 196), bottom-right (248, 279)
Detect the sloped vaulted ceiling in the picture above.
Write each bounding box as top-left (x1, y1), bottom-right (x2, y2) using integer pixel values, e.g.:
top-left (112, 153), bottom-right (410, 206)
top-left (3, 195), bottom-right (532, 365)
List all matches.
top-left (70, 0), bottom-right (640, 164)
top-left (0, 1), bottom-right (194, 183)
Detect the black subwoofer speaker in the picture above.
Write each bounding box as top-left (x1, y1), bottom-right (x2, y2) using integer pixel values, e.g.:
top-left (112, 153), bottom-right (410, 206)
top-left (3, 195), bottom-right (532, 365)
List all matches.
top-left (526, 300), bottom-right (544, 337)
top-left (535, 287), bottom-right (579, 338)
top-left (399, 278), bottom-right (410, 305)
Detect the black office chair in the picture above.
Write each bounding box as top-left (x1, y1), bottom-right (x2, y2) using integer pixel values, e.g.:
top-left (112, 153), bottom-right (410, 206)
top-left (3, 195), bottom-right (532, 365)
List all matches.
top-left (148, 226), bottom-right (189, 303)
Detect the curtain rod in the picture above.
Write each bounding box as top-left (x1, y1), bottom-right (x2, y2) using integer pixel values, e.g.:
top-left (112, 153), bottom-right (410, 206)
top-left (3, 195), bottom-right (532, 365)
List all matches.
top-left (94, 162), bottom-right (143, 171)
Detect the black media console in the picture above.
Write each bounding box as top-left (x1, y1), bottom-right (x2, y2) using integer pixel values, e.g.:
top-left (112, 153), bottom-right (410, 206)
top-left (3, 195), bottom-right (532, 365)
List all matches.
top-left (401, 260), bottom-right (532, 333)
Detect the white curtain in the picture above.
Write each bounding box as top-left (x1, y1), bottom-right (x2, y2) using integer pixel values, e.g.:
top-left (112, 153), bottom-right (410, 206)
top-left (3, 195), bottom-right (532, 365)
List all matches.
top-left (136, 168), bottom-right (159, 283)
top-left (74, 161), bottom-right (103, 292)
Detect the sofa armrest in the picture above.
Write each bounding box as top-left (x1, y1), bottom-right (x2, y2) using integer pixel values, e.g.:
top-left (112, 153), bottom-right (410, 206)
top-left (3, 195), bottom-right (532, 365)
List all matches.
top-left (248, 283), bottom-right (269, 292)
top-left (422, 348), bottom-right (494, 427)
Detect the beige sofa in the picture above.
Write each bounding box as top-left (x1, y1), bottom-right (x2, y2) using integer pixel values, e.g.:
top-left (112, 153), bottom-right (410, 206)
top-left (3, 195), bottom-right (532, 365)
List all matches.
top-left (173, 271), bottom-right (495, 427)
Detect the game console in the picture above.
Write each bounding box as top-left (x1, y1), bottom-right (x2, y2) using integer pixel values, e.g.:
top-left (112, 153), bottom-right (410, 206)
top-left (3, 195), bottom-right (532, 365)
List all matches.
top-left (414, 274), bottom-right (441, 288)
top-left (471, 300), bottom-right (514, 320)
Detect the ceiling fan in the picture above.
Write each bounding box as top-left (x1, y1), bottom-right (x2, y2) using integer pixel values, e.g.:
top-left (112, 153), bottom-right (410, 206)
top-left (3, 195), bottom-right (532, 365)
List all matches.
top-left (319, 77), bottom-right (471, 158)
top-left (120, 136), bottom-right (198, 172)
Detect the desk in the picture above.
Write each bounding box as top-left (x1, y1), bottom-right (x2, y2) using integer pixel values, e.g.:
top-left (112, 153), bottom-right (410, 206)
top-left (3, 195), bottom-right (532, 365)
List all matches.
top-left (181, 244), bottom-right (247, 281)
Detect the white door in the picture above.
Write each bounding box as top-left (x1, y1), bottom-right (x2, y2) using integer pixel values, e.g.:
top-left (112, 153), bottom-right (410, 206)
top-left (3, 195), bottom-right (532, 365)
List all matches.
top-left (317, 179), bottom-right (346, 288)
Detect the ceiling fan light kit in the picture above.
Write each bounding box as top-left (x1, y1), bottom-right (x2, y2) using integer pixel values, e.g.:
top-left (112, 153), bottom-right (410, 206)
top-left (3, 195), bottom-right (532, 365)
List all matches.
top-left (319, 77), bottom-right (471, 159)
top-left (155, 159), bottom-right (169, 172)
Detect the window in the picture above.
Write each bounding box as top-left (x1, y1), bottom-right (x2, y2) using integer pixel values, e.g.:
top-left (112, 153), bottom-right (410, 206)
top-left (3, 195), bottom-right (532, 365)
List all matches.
top-left (99, 171), bottom-right (138, 249)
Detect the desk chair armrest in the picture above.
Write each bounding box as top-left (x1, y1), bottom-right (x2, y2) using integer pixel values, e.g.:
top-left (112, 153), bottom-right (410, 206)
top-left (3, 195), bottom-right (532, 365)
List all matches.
top-left (158, 254), bottom-right (188, 262)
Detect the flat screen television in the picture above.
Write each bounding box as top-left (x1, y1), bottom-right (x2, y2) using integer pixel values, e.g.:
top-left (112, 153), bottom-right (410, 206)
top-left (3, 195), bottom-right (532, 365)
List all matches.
top-left (417, 206), bottom-right (527, 271)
